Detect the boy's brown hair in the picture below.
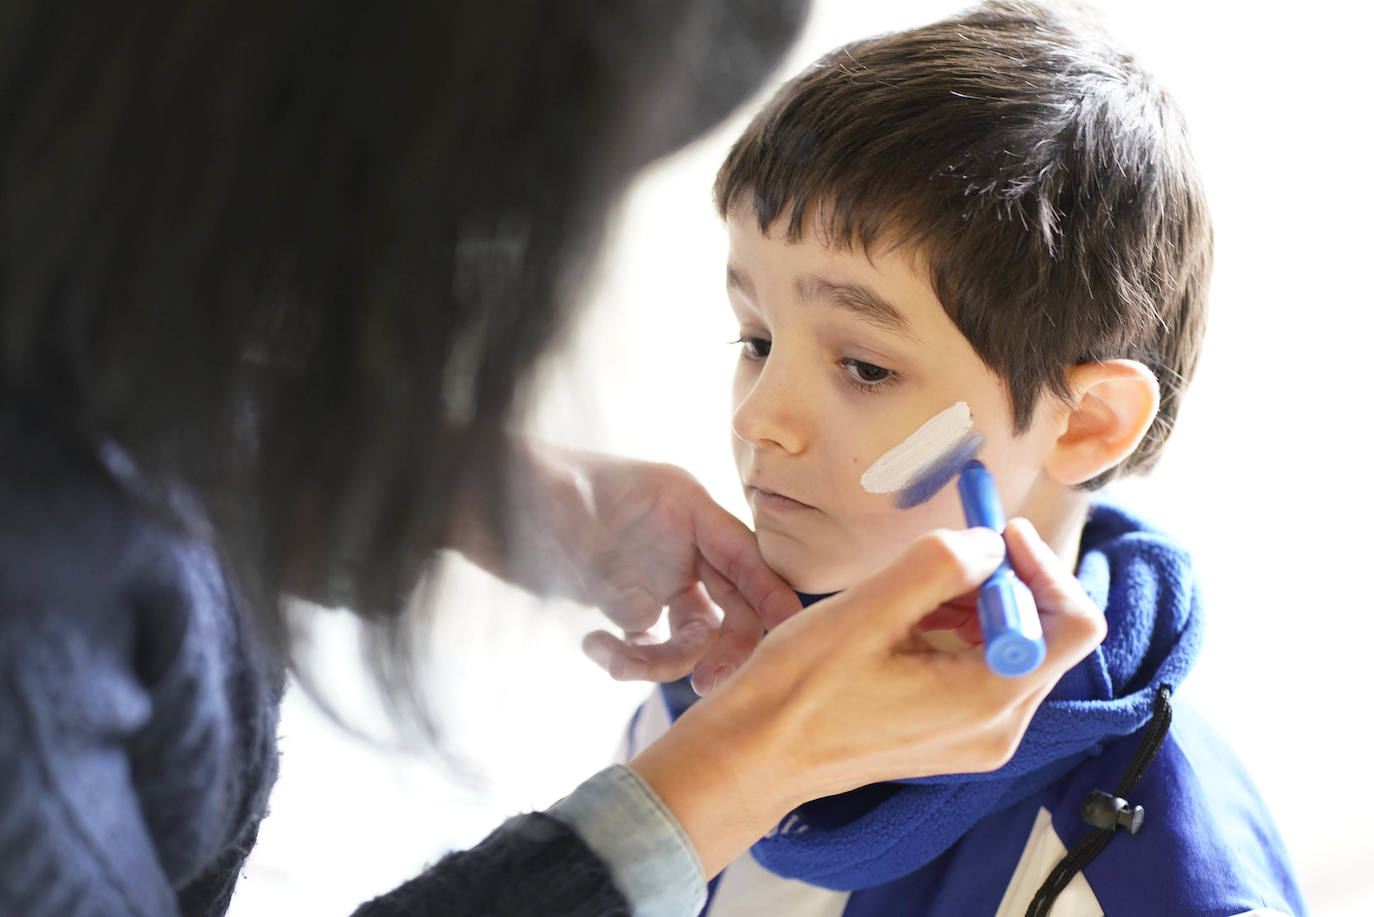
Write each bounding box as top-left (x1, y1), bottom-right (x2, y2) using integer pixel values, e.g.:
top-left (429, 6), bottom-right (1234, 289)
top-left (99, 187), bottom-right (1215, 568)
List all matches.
top-left (715, 0), bottom-right (1211, 484)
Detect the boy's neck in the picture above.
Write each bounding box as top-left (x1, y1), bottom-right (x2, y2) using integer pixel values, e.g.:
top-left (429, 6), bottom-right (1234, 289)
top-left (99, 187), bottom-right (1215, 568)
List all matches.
top-left (1020, 482), bottom-right (1093, 571)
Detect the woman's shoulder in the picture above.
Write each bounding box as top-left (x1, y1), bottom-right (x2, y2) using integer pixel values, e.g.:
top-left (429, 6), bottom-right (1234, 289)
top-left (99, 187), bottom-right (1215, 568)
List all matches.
top-left (0, 405), bottom-right (229, 683)
top-left (0, 404), bottom-right (285, 912)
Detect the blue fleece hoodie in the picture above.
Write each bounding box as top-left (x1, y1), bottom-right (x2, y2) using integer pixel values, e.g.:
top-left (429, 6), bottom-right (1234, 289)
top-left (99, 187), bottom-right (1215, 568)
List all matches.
top-left (623, 500), bottom-right (1306, 916)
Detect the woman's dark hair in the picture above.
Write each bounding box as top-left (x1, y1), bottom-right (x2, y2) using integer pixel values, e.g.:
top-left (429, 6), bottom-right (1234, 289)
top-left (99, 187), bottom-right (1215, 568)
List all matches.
top-left (716, 0), bottom-right (1212, 486)
top-left (0, 0), bottom-right (805, 724)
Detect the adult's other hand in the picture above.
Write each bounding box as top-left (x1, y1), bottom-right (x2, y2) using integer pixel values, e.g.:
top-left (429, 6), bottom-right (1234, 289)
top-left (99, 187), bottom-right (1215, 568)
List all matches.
top-left (452, 439), bottom-right (801, 685)
top-left (567, 452), bottom-right (801, 688)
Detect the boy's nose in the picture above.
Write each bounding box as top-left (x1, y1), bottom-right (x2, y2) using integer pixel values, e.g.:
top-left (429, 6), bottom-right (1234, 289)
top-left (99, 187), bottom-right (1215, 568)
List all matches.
top-left (731, 360), bottom-right (811, 455)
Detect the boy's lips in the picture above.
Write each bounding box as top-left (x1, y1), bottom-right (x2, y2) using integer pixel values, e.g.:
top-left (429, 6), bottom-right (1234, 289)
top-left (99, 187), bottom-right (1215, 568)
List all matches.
top-left (746, 483), bottom-right (818, 512)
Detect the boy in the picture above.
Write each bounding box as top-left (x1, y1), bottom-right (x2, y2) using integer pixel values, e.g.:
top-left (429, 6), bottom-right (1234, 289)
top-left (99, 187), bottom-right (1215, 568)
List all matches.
top-left (621, 2), bottom-right (1307, 915)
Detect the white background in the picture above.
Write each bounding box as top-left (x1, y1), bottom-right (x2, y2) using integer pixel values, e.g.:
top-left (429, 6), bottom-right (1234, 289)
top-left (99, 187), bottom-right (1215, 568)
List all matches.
top-left (233, 2), bottom-right (1374, 914)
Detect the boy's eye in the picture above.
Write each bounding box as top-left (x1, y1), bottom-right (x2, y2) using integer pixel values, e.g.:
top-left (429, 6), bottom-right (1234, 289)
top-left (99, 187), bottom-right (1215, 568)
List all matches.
top-left (841, 357), bottom-right (896, 387)
top-left (734, 336), bottom-right (771, 359)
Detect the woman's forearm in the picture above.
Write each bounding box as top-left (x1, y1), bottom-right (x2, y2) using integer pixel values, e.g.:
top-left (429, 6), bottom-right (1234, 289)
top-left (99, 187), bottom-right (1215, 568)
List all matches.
top-left (437, 431), bottom-right (584, 596)
top-left (627, 675), bottom-right (800, 879)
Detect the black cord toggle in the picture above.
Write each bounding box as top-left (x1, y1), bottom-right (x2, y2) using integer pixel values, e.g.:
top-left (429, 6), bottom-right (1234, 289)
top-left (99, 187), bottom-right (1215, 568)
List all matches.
top-left (1025, 684), bottom-right (1173, 917)
top-left (1080, 790), bottom-right (1144, 835)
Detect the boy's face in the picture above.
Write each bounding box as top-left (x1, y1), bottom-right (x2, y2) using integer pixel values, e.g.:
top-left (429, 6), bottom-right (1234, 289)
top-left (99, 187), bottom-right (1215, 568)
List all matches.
top-left (726, 212), bottom-right (1065, 594)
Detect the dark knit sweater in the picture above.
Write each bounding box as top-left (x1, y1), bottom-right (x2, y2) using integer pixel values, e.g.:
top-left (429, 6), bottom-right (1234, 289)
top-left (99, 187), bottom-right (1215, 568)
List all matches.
top-left (0, 407), bottom-right (630, 916)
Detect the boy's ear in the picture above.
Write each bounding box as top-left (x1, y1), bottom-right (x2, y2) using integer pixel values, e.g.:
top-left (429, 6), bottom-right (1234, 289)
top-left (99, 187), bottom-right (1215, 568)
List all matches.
top-left (1044, 360), bottom-right (1160, 486)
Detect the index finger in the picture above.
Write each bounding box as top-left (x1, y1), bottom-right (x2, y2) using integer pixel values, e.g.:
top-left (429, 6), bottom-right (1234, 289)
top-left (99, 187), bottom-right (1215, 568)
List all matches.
top-left (692, 500), bottom-right (801, 630)
top-left (811, 527), bottom-right (1007, 640)
top-left (580, 581), bottom-right (721, 682)
top-left (689, 557), bottom-right (767, 695)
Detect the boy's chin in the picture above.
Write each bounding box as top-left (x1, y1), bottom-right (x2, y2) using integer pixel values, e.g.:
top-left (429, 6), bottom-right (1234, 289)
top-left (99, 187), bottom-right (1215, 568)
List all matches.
top-left (756, 537), bottom-right (854, 595)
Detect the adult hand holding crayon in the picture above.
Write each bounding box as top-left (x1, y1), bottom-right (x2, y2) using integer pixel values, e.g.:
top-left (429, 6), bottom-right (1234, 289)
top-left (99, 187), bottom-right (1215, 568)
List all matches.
top-left (629, 519), bottom-right (1105, 877)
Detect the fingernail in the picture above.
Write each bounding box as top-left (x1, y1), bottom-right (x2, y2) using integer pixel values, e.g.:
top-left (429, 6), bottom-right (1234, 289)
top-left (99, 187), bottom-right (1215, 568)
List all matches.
top-left (582, 638), bottom-right (612, 671)
top-left (1008, 517), bottom-right (1048, 554)
top-left (968, 526), bottom-right (1005, 557)
top-left (710, 664), bottom-right (734, 693)
top-left (614, 657), bottom-right (647, 681)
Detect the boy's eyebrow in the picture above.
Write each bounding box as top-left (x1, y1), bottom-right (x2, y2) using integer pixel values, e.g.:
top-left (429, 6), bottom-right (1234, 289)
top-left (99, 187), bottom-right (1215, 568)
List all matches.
top-left (796, 274), bottom-right (914, 338)
top-left (726, 265), bottom-right (917, 341)
top-left (725, 264), bottom-right (756, 299)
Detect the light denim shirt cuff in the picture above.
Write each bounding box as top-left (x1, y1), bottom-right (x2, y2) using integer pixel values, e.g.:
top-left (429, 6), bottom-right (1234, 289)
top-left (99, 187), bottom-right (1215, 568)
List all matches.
top-left (548, 764), bottom-right (707, 917)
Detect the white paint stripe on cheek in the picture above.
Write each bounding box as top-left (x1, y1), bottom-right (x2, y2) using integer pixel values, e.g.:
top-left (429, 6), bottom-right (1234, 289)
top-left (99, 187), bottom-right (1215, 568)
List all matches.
top-left (860, 401), bottom-right (974, 494)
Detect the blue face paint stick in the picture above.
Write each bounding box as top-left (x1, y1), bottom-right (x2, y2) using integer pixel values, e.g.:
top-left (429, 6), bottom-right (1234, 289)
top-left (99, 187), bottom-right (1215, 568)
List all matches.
top-left (956, 461), bottom-right (1045, 677)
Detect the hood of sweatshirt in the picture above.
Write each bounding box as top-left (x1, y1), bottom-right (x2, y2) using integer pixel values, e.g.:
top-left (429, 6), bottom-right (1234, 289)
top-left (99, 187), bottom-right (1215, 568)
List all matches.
top-left (662, 498), bottom-right (1203, 890)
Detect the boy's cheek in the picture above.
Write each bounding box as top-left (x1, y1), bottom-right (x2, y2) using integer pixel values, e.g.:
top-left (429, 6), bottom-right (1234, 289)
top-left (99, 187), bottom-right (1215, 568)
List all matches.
top-left (858, 486), bottom-right (969, 544)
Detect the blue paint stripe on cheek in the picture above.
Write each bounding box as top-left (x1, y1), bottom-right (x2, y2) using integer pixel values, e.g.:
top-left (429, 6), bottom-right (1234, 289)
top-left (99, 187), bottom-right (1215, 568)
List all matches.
top-left (894, 433), bottom-right (985, 509)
